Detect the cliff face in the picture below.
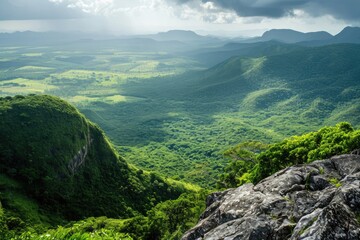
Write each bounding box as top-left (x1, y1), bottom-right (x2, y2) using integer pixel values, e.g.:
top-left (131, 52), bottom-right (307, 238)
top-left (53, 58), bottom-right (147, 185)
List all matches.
top-left (182, 154), bottom-right (360, 240)
top-left (0, 95), bottom-right (185, 221)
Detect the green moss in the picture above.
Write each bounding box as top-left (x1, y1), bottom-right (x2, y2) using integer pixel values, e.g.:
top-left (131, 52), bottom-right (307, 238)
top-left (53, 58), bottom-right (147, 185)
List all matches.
top-left (329, 178), bottom-right (342, 188)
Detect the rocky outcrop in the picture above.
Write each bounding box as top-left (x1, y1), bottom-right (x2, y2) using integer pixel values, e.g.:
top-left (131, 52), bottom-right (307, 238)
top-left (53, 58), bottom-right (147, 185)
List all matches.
top-left (68, 126), bottom-right (93, 176)
top-left (182, 154), bottom-right (360, 240)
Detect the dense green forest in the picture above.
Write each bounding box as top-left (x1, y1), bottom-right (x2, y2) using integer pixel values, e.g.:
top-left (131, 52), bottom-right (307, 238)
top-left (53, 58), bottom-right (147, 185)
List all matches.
top-left (1, 39), bottom-right (360, 188)
top-left (218, 122), bottom-right (360, 188)
top-left (0, 95), bottom-right (205, 239)
top-left (1, 95), bottom-right (359, 239)
top-left (1, 30), bottom-right (360, 239)
top-left (108, 44), bottom-right (360, 187)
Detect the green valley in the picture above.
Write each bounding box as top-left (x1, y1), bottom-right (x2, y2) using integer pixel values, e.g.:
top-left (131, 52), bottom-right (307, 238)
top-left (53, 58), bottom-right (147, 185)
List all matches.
top-left (1, 36), bottom-right (360, 188)
top-left (1, 27), bottom-right (360, 239)
top-left (81, 43), bottom-right (360, 187)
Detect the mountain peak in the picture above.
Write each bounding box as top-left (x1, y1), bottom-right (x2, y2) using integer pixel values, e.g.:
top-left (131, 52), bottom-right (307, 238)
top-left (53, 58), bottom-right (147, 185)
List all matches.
top-left (161, 29), bottom-right (199, 35)
top-left (334, 26), bottom-right (360, 43)
top-left (153, 29), bottom-right (205, 41)
top-left (262, 28), bottom-right (303, 37)
top-left (261, 29), bottom-right (332, 43)
top-left (340, 26), bottom-right (360, 31)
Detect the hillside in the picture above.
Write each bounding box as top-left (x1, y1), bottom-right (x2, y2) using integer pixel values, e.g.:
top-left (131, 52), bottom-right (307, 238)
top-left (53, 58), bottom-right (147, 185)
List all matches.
top-left (124, 43), bottom-right (360, 102)
top-left (189, 44), bottom-right (360, 98)
top-left (100, 43), bottom-right (360, 188)
top-left (218, 122), bottom-right (360, 188)
top-left (181, 44), bottom-right (360, 128)
top-left (0, 95), bottom-right (193, 237)
top-left (333, 26), bottom-right (360, 44)
top-left (260, 29), bottom-right (333, 43)
top-left (188, 41), bottom-right (306, 67)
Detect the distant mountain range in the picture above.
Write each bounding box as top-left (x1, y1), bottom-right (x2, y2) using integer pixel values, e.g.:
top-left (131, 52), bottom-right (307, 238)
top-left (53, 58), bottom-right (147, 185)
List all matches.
top-left (146, 30), bottom-right (211, 42)
top-left (1, 27), bottom-right (359, 46)
top-left (240, 26), bottom-right (360, 45)
top-left (261, 29), bottom-right (332, 43)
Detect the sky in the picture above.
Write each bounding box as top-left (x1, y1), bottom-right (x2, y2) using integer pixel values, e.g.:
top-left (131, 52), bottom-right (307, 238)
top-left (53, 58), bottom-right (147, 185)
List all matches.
top-left (0, 0), bottom-right (359, 37)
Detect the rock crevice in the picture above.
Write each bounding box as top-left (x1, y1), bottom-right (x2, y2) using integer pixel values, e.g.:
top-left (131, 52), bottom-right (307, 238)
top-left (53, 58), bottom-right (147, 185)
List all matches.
top-left (68, 125), bottom-right (93, 176)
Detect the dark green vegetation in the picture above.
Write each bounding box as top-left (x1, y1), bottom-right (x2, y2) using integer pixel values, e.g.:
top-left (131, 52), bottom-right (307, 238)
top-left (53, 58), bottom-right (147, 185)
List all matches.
top-left (1, 29), bottom-right (360, 239)
top-left (1, 32), bottom-right (360, 188)
top-left (111, 43), bottom-right (360, 188)
top-left (218, 122), bottom-right (360, 188)
top-left (0, 95), bottom-right (204, 239)
top-left (1, 96), bottom-right (358, 239)
top-left (9, 191), bottom-right (206, 240)
top-left (217, 141), bottom-right (269, 188)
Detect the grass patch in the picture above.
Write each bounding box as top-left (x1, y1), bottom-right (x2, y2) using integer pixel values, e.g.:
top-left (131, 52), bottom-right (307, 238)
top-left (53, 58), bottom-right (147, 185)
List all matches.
top-left (329, 178), bottom-right (342, 188)
top-left (103, 95), bottom-right (127, 103)
top-left (21, 53), bottom-right (43, 57)
top-left (0, 78), bottom-right (57, 95)
top-left (15, 66), bottom-right (53, 71)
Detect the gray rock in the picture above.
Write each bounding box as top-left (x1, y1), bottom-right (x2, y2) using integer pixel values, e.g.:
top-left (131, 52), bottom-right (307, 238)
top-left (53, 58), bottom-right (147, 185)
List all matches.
top-left (182, 154), bottom-right (360, 240)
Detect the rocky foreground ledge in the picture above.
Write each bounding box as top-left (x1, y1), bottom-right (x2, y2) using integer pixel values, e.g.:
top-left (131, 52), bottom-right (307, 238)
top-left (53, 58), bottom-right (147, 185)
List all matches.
top-left (182, 154), bottom-right (360, 240)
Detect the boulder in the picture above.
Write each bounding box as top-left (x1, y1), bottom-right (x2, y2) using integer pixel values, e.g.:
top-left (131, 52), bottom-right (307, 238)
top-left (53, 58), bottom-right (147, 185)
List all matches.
top-left (182, 154), bottom-right (360, 240)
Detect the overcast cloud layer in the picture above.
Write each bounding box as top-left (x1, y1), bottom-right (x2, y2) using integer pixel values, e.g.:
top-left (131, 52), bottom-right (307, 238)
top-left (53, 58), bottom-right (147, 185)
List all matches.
top-left (0, 0), bottom-right (86, 20)
top-left (170, 0), bottom-right (360, 20)
top-left (0, 0), bottom-right (358, 35)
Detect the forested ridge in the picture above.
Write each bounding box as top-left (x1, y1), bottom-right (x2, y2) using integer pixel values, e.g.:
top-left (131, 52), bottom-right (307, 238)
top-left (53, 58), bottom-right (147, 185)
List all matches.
top-left (0, 95), bottom-right (205, 239)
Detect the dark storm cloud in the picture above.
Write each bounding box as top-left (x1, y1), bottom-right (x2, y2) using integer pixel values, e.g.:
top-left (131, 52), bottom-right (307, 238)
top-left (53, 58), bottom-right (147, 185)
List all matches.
top-left (207, 0), bottom-right (308, 18)
top-left (0, 0), bottom-right (86, 20)
top-left (304, 0), bottom-right (360, 21)
top-left (169, 0), bottom-right (360, 20)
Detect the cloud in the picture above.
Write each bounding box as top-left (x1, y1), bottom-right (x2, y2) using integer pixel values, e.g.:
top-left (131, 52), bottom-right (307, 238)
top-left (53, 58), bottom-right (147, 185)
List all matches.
top-left (304, 0), bottom-right (360, 21)
top-left (0, 0), bottom-right (172, 21)
top-left (0, 0), bottom-right (355, 35)
top-left (167, 0), bottom-right (360, 21)
top-left (51, 0), bottom-right (116, 16)
top-left (0, 0), bottom-right (86, 20)
top-left (207, 0), bottom-right (306, 18)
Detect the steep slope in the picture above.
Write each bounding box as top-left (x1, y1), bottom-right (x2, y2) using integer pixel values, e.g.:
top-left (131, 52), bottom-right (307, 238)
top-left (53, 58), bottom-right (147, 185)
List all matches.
top-left (183, 154), bottom-right (360, 239)
top-left (0, 95), bottom-right (186, 223)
